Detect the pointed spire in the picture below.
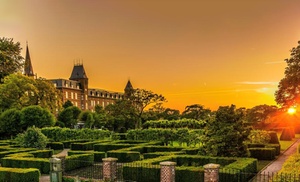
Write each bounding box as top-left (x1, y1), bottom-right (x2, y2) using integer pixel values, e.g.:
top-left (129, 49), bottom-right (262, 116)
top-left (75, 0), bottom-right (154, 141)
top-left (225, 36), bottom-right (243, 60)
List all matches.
top-left (125, 79), bottom-right (133, 92)
top-left (24, 42), bottom-right (35, 77)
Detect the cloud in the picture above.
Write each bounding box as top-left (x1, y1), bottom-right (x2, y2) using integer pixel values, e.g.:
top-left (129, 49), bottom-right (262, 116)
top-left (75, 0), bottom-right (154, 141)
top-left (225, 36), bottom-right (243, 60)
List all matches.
top-left (264, 61), bottom-right (285, 64)
top-left (236, 81), bottom-right (278, 85)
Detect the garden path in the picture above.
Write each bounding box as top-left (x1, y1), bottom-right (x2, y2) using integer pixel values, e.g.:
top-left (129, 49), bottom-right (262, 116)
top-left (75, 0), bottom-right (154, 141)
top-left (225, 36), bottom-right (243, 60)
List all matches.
top-left (250, 138), bottom-right (300, 181)
top-left (39, 149), bottom-right (69, 182)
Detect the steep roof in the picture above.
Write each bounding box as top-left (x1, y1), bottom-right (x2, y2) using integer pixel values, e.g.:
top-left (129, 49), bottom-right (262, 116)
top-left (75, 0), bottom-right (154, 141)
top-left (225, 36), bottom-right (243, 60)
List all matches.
top-left (125, 80), bottom-right (133, 91)
top-left (69, 64), bottom-right (88, 80)
top-left (24, 44), bottom-right (34, 77)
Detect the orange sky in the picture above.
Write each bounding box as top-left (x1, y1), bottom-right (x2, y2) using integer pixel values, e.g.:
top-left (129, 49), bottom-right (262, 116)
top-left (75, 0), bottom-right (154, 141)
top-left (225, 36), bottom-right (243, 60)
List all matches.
top-left (1, 0), bottom-right (300, 112)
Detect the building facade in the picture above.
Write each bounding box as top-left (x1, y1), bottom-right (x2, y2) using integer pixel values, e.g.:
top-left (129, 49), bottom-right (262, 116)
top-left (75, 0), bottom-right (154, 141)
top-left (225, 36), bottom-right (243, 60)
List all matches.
top-left (24, 45), bottom-right (133, 111)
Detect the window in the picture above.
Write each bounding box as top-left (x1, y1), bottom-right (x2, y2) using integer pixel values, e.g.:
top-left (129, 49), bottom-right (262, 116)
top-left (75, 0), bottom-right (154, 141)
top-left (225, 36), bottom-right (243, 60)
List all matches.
top-left (71, 92), bottom-right (74, 99)
top-left (75, 93), bottom-right (78, 99)
top-left (65, 91), bottom-right (68, 99)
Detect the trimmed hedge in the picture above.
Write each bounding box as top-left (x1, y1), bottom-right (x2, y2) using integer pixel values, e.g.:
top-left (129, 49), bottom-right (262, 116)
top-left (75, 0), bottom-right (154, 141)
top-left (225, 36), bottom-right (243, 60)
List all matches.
top-left (123, 163), bottom-right (160, 182)
top-left (65, 154), bottom-right (94, 171)
top-left (0, 167), bottom-right (40, 182)
top-left (1, 157), bottom-right (50, 174)
top-left (29, 150), bottom-right (54, 158)
top-left (107, 150), bottom-right (140, 162)
top-left (94, 143), bottom-right (134, 152)
top-left (248, 148), bottom-right (276, 160)
top-left (47, 142), bottom-right (64, 150)
top-left (68, 150), bottom-right (106, 162)
top-left (144, 152), bottom-right (185, 159)
top-left (0, 148), bottom-right (36, 159)
top-left (268, 131), bottom-right (279, 144)
top-left (144, 146), bottom-right (184, 153)
top-left (70, 141), bottom-right (106, 151)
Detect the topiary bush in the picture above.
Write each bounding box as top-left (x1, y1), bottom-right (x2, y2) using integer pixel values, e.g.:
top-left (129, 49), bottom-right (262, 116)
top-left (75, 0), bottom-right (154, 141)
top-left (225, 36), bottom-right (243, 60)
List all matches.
top-left (14, 126), bottom-right (48, 149)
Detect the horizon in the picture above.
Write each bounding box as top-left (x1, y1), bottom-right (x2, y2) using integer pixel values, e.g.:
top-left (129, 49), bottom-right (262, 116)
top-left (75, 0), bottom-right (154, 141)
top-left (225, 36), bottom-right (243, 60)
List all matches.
top-left (2, 0), bottom-right (300, 112)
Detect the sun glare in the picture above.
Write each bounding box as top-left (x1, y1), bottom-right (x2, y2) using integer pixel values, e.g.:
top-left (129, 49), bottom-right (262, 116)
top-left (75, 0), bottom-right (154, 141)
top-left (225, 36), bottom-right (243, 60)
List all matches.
top-left (288, 107), bottom-right (296, 115)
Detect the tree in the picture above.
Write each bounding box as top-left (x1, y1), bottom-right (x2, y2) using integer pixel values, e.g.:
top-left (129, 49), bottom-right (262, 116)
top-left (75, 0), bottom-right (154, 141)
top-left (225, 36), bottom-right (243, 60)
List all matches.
top-left (127, 88), bottom-right (166, 128)
top-left (34, 78), bottom-right (63, 113)
top-left (57, 106), bottom-right (81, 128)
top-left (0, 73), bottom-right (37, 111)
top-left (246, 105), bottom-right (278, 126)
top-left (105, 100), bottom-right (136, 131)
top-left (275, 41), bottom-right (300, 110)
top-left (0, 73), bottom-right (62, 113)
top-left (181, 104), bottom-right (211, 121)
top-left (14, 126), bottom-right (48, 149)
top-left (0, 108), bottom-right (22, 138)
top-left (20, 105), bottom-right (56, 128)
top-left (79, 110), bottom-right (95, 129)
top-left (62, 100), bottom-right (73, 109)
top-left (201, 105), bottom-right (250, 157)
top-left (0, 37), bottom-right (23, 82)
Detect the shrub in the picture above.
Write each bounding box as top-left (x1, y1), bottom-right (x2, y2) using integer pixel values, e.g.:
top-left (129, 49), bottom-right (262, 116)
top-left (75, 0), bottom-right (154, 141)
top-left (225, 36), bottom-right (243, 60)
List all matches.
top-left (47, 142), bottom-right (64, 150)
top-left (0, 167), bottom-right (40, 182)
top-left (14, 126), bottom-right (48, 149)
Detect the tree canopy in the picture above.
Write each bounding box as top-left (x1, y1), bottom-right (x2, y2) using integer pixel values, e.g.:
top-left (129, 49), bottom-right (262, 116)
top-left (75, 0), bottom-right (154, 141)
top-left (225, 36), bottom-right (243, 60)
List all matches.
top-left (0, 73), bottom-right (62, 113)
top-left (275, 41), bottom-right (300, 110)
top-left (0, 37), bottom-right (23, 82)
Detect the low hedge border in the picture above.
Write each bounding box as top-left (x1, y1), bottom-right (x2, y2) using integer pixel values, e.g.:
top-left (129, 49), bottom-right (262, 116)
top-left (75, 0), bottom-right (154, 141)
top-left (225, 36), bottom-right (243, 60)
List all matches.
top-left (1, 157), bottom-right (50, 174)
top-left (0, 167), bottom-right (40, 182)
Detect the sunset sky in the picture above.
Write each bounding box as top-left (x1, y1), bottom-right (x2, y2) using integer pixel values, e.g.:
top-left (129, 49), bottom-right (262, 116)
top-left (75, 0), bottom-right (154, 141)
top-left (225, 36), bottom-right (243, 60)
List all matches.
top-left (1, 0), bottom-right (300, 112)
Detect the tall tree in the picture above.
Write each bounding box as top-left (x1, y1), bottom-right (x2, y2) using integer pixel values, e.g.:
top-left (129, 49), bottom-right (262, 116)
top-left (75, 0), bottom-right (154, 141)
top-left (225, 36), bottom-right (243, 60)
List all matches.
top-left (57, 106), bottom-right (81, 128)
top-left (127, 88), bottom-right (166, 128)
top-left (0, 37), bottom-right (23, 82)
top-left (246, 104), bottom-right (278, 124)
top-left (201, 105), bottom-right (250, 157)
top-left (275, 41), bottom-right (300, 110)
top-left (181, 104), bottom-right (211, 121)
top-left (0, 73), bottom-right (62, 113)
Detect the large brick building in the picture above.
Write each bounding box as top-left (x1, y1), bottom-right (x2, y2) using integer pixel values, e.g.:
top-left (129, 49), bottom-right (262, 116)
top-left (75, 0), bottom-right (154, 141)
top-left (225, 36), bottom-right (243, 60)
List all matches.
top-left (24, 44), bottom-right (133, 111)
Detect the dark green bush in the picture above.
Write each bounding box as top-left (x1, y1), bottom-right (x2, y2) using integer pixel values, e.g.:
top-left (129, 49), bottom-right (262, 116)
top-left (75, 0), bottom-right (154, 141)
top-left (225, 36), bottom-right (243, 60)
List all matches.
top-left (144, 146), bottom-right (183, 153)
top-left (94, 143), bottom-right (134, 152)
top-left (65, 154), bottom-right (94, 171)
top-left (67, 150), bottom-right (105, 162)
top-left (107, 150), bottom-right (140, 162)
top-left (47, 142), bottom-right (64, 150)
top-left (280, 128), bottom-right (294, 141)
top-left (248, 148), bottom-right (276, 160)
top-left (70, 141), bottom-right (104, 151)
top-left (123, 164), bottom-right (160, 182)
top-left (29, 150), bottom-right (54, 158)
top-left (268, 131), bottom-right (280, 144)
top-left (265, 144), bottom-right (281, 155)
top-left (0, 167), bottom-right (40, 182)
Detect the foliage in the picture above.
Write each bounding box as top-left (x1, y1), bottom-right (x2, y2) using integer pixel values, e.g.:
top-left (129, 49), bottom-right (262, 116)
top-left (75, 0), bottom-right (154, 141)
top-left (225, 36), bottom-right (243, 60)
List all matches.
top-left (57, 106), bottom-right (81, 128)
top-left (246, 104), bottom-right (278, 125)
top-left (0, 73), bottom-right (37, 111)
top-left (142, 118), bottom-right (206, 129)
top-left (0, 108), bottom-right (23, 138)
top-left (201, 105), bottom-right (251, 157)
top-left (105, 100), bottom-right (136, 132)
top-left (20, 105), bottom-right (56, 128)
top-left (41, 127), bottom-right (111, 142)
top-left (126, 128), bottom-right (203, 146)
top-left (0, 73), bottom-right (62, 113)
top-left (14, 126), bottom-right (48, 149)
top-left (181, 104), bottom-right (212, 121)
top-left (33, 78), bottom-right (62, 113)
top-left (79, 110), bottom-right (95, 129)
top-left (62, 100), bottom-right (73, 109)
top-left (126, 88), bottom-right (167, 128)
top-left (275, 41), bottom-right (300, 110)
top-left (248, 130), bottom-right (271, 144)
top-left (0, 37), bottom-right (24, 82)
